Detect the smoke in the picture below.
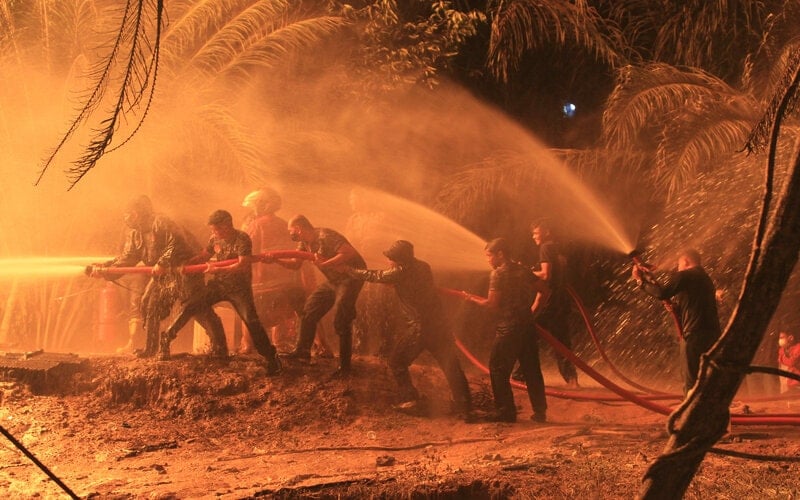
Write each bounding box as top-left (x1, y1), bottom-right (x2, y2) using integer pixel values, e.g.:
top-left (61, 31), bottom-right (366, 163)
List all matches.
top-left (0, 2), bottom-right (636, 354)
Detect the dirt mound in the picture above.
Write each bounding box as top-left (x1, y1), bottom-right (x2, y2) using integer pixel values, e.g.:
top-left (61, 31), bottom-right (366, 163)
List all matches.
top-left (2, 352), bottom-right (800, 498)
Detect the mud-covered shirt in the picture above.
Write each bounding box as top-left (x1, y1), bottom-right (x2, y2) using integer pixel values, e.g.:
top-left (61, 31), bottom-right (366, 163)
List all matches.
top-left (112, 215), bottom-right (198, 268)
top-left (489, 261), bottom-right (534, 335)
top-left (206, 229), bottom-right (253, 292)
top-left (297, 227), bottom-right (366, 284)
top-left (349, 258), bottom-right (441, 326)
top-left (640, 266), bottom-right (721, 341)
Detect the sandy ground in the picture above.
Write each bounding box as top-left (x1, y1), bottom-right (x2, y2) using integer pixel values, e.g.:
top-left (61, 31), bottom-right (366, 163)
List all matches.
top-left (1, 352), bottom-right (800, 499)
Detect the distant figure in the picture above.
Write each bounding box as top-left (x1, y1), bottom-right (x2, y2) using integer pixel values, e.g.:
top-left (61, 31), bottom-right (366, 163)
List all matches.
top-left (266, 215), bottom-right (366, 377)
top-left (95, 195), bottom-right (218, 358)
top-left (464, 238), bottom-right (547, 423)
top-left (241, 188), bottom-right (308, 353)
top-left (346, 240), bottom-right (473, 421)
top-left (159, 210), bottom-right (282, 376)
top-left (778, 331), bottom-right (800, 392)
top-left (531, 220), bottom-right (579, 388)
top-left (633, 248), bottom-right (722, 395)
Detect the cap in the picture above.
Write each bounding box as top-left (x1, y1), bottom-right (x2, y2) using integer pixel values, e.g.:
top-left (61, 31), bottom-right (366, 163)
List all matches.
top-left (383, 240), bottom-right (414, 263)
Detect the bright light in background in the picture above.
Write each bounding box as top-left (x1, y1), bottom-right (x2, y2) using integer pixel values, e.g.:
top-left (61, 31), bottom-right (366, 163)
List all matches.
top-left (562, 102), bottom-right (577, 118)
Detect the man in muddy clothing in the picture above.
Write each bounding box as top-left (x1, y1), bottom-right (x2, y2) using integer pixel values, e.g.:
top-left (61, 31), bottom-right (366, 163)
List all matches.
top-left (464, 238), bottom-right (547, 423)
top-left (267, 215), bottom-right (366, 377)
top-left (159, 210), bottom-right (282, 375)
top-left (633, 248), bottom-right (721, 395)
top-left (96, 195), bottom-right (225, 358)
top-left (346, 240), bottom-right (473, 420)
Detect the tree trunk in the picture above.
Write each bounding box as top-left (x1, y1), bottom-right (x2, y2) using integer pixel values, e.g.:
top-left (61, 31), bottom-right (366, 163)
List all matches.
top-left (639, 70), bottom-right (800, 498)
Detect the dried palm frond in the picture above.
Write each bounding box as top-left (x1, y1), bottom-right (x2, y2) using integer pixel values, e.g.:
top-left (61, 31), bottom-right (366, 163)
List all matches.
top-left (742, 1), bottom-right (800, 153)
top-left (487, 0), bottom-right (626, 82)
top-left (36, 0), bottom-right (165, 189)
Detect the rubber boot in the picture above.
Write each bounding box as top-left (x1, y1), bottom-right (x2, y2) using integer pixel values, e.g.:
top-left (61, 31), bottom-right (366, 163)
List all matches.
top-left (117, 318), bottom-right (143, 354)
top-left (157, 331), bottom-right (174, 361)
top-left (208, 329), bottom-right (229, 359)
top-left (136, 326), bottom-right (159, 358)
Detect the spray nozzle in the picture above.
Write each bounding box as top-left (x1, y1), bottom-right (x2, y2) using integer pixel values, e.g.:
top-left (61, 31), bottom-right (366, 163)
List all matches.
top-left (626, 248), bottom-right (643, 261)
top-left (85, 264), bottom-right (106, 277)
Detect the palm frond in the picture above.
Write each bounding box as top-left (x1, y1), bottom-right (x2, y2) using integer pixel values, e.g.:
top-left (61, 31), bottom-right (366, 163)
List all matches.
top-left (186, 15), bottom-right (347, 82)
top-left (657, 114), bottom-right (755, 200)
top-left (601, 64), bottom-right (749, 150)
top-left (434, 152), bottom-right (545, 222)
top-left (162, 0), bottom-right (274, 56)
top-left (487, 0), bottom-right (626, 82)
top-left (37, 0), bottom-right (165, 188)
top-left (186, 102), bottom-right (268, 184)
top-left (162, 0), bottom-right (286, 71)
top-left (742, 1), bottom-right (800, 153)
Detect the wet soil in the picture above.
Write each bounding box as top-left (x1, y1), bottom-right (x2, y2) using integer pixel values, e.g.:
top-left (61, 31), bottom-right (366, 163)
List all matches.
top-left (1, 353), bottom-right (799, 499)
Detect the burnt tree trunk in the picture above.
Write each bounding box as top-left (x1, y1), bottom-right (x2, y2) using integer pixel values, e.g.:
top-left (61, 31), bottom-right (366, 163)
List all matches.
top-left (639, 68), bottom-right (800, 498)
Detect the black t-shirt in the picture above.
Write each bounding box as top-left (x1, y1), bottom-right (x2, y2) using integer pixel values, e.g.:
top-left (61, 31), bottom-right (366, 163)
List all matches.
top-left (206, 229), bottom-right (253, 292)
top-left (489, 261), bottom-right (534, 334)
top-left (641, 266), bottom-right (722, 342)
top-left (297, 227), bottom-right (366, 284)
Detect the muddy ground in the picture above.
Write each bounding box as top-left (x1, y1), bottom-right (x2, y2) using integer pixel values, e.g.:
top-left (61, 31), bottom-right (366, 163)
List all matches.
top-left (1, 352), bottom-right (800, 499)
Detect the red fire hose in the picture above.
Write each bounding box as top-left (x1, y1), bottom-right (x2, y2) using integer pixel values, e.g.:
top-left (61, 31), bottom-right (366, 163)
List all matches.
top-left (87, 251), bottom-right (315, 276)
top-left (446, 287), bottom-right (800, 425)
top-left (565, 285), bottom-right (675, 396)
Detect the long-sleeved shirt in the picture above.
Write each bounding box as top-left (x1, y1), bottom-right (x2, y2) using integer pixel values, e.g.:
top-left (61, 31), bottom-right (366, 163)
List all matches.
top-left (640, 266), bottom-right (721, 341)
top-left (349, 258), bottom-right (441, 326)
top-left (111, 215), bottom-right (198, 268)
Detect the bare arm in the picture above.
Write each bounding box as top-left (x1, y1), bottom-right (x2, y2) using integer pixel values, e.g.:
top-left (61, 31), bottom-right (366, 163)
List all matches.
top-left (467, 289), bottom-right (500, 309)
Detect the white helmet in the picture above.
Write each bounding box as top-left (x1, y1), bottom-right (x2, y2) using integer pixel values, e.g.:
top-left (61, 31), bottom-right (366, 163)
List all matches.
top-left (242, 187), bottom-right (281, 214)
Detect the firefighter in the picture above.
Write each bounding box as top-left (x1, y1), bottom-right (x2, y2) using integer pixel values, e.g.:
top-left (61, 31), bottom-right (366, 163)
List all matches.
top-left (93, 195), bottom-right (226, 358)
top-left (158, 210), bottom-right (282, 375)
top-left (264, 215), bottom-right (366, 377)
top-left (346, 240), bottom-right (473, 421)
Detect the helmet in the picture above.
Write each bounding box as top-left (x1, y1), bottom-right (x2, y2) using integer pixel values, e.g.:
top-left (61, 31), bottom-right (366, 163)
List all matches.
top-left (383, 240), bottom-right (414, 263)
top-left (242, 187), bottom-right (281, 214)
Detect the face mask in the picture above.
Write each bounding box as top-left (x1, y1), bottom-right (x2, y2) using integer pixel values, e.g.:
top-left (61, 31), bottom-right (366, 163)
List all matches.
top-left (779, 338), bottom-right (788, 347)
top-left (290, 232), bottom-right (301, 242)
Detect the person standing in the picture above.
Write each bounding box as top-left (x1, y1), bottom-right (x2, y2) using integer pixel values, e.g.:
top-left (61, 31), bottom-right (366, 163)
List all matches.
top-left (241, 188), bottom-right (308, 353)
top-left (266, 215), bottom-right (366, 377)
top-left (94, 195), bottom-right (224, 358)
top-left (778, 331), bottom-right (800, 392)
top-left (633, 248), bottom-right (722, 395)
top-left (159, 210), bottom-right (282, 375)
top-left (464, 238), bottom-right (547, 423)
top-left (531, 220), bottom-right (579, 388)
top-left (346, 240), bottom-right (473, 420)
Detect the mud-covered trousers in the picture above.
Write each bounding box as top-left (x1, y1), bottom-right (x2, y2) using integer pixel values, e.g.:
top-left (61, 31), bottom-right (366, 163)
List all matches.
top-left (295, 279), bottom-right (363, 370)
top-left (489, 322), bottom-right (547, 418)
top-left (141, 273), bottom-right (222, 355)
top-left (389, 321), bottom-right (471, 410)
top-left (164, 280), bottom-right (276, 359)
